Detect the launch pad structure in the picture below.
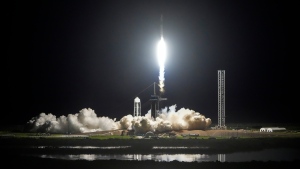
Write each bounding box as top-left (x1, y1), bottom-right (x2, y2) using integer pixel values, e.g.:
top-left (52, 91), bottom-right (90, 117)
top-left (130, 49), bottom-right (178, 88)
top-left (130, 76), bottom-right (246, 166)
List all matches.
top-left (132, 82), bottom-right (166, 119)
top-left (150, 82), bottom-right (167, 119)
top-left (217, 70), bottom-right (226, 129)
top-left (133, 97), bottom-right (141, 117)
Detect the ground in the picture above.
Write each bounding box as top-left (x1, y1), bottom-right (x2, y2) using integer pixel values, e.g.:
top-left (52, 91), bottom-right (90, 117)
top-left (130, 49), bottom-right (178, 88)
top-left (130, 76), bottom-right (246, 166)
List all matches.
top-left (80, 129), bottom-right (300, 138)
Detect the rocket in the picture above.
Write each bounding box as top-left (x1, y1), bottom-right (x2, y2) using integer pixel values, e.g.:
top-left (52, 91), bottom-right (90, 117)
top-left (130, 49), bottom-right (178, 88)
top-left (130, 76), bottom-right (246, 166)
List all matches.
top-left (160, 14), bottom-right (163, 38)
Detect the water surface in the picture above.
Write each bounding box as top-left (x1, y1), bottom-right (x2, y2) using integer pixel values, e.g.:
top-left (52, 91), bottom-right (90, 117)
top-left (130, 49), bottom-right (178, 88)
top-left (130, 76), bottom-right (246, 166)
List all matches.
top-left (28, 147), bottom-right (300, 162)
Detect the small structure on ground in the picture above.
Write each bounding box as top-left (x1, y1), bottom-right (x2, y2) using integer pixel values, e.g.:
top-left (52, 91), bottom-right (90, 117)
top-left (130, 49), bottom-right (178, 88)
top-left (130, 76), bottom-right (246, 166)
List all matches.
top-left (260, 127), bottom-right (286, 132)
top-left (144, 131), bottom-right (155, 138)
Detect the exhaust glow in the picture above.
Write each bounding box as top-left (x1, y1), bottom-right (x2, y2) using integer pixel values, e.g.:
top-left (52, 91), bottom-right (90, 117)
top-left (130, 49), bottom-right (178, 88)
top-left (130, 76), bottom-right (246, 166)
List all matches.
top-left (157, 36), bottom-right (166, 93)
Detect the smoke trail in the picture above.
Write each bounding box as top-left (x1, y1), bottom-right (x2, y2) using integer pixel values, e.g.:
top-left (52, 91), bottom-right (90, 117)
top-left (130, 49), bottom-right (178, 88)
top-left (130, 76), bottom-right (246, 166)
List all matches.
top-left (25, 105), bottom-right (211, 134)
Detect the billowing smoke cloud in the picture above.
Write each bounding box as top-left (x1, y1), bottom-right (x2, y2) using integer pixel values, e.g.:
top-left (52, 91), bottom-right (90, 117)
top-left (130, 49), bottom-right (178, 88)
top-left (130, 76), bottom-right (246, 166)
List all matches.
top-left (25, 108), bottom-right (120, 134)
top-left (25, 105), bottom-right (211, 134)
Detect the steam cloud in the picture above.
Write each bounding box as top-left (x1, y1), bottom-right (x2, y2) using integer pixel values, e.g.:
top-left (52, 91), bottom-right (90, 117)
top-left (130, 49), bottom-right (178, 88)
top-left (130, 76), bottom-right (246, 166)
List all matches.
top-left (25, 105), bottom-right (211, 134)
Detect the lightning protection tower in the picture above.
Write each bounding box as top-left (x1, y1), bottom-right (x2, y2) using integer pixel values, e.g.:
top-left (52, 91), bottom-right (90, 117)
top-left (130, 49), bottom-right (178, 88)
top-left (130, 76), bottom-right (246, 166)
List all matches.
top-left (134, 97), bottom-right (141, 117)
top-left (218, 70), bottom-right (226, 129)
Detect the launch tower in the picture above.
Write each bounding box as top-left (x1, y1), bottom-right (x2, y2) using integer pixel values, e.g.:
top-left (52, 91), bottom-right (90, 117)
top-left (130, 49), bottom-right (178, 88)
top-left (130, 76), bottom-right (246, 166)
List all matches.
top-left (150, 82), bottom-right (167, 120)
top-left (218, 70), bottom-right (226, 129)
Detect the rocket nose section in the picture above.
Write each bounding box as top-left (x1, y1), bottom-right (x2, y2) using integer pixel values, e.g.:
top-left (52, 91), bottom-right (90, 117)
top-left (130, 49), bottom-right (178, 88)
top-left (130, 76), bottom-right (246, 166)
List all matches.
top-left (160, 14), bottom-right (164, 37)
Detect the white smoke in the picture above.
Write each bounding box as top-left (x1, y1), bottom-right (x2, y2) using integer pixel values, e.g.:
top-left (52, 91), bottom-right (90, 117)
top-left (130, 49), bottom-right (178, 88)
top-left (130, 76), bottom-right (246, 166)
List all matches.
top-left (25, 105), bottom-right (211, 134)
top-left (25, 108), bottom-right (120, 134)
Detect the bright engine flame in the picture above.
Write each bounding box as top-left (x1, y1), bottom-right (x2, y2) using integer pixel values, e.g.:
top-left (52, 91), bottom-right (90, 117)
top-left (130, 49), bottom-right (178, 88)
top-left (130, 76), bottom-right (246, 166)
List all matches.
top-left (157, 36), bottom-right (166, 93)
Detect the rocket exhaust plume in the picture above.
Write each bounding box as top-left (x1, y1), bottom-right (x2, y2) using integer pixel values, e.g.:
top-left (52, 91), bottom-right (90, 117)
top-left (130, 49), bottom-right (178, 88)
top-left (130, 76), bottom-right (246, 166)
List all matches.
top-left (157, 15), bottom-right (166, 93)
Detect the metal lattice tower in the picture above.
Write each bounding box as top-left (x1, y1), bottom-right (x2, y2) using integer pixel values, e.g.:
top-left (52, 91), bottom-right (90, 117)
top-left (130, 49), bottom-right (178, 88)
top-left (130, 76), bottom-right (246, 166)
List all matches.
top-left (133, 97), bottom-right (141, 117)
top-left (218, 70), bottom-right (226, 129)
top-left (150, 82), bottom-right (167, 120)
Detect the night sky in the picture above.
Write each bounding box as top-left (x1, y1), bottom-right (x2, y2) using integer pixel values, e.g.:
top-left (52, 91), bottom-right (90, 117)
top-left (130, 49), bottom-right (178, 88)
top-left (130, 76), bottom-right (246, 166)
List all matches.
top-left (7, 0), bottom-right (291, 126)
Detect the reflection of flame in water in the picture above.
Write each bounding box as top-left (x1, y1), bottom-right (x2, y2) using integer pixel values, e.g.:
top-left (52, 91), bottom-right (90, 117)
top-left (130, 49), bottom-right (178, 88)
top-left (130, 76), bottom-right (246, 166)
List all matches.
top-left (34, 146), bottom-right (131, 149)
top-left (79, 154), bottom-right (97, 161)
top-left (218, 154), bottom-right (226, 162)
top-left (32, 148), bottom-right (300, 162)
top-left (158, 154), bottom-right (209, 162)
top-left (39, 154), bottom-right (210, 162)
top-left (153, 146), bottom-right (209, 149)
top-left (133, 154), bottom-right (141, 160)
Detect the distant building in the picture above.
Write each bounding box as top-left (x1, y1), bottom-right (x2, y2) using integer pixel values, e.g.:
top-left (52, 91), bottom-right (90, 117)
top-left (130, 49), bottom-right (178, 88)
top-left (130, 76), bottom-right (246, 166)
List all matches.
top-left (260, 127), bottom-right (286, 132)
top-left (144, 131), bottom-right (155, 138)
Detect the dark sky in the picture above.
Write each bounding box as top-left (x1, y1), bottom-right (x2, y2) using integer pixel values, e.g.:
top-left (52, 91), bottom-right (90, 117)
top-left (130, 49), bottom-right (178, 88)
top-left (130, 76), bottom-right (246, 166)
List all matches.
top-left (7, 0), bottom-right (291, 126)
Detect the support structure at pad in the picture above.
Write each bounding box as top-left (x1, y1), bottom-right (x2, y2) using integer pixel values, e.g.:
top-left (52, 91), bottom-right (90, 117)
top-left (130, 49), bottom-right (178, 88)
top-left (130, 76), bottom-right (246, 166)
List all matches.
top-left (133, 97), bottom-right (141, 117)
top-left (150, 82), bottom-right (167, 120)
top-left (217, 70), bottom-right (226, 129)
